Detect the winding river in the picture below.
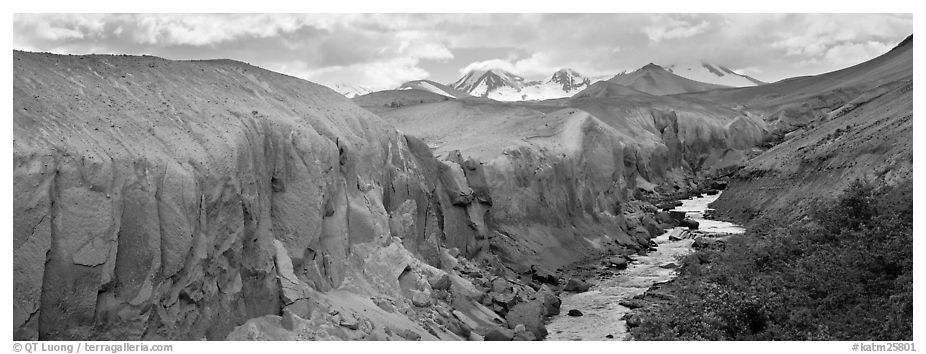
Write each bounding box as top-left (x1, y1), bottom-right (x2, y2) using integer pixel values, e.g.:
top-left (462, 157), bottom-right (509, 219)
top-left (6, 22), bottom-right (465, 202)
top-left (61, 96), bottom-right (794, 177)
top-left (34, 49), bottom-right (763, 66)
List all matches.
top-left (545, 192), bottom-right (745, 341)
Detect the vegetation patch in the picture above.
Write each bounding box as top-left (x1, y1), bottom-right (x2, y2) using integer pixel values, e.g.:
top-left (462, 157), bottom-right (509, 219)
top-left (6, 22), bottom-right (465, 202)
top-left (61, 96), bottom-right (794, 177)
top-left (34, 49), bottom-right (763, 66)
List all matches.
top-left (630, 179), bottom-right (913, 340)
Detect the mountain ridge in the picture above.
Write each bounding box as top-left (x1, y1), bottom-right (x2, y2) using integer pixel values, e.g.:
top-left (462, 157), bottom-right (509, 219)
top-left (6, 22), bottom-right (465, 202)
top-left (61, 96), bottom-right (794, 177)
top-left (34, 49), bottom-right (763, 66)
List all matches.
top-left (606, 63), bottom-right (729, 95)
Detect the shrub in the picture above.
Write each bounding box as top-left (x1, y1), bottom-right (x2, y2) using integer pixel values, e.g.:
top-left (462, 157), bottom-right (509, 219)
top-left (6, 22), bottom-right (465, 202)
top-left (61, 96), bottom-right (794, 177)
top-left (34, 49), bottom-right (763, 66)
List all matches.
top-left (631, 178), bottom-right (913, 340)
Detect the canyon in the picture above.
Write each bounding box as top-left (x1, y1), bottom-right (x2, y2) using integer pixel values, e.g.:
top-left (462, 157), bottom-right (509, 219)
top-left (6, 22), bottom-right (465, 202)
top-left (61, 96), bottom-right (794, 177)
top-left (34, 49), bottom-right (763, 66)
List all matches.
top-left (12, 34), bottom-right (912, 341)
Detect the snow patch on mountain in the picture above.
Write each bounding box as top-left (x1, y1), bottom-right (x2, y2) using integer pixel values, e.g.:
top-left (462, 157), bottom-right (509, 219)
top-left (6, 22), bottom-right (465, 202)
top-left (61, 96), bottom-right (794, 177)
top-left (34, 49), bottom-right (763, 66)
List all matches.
top-left (399, 80), bottom-right (472, 98)
top-left (333, 83), bottom-right (373, 98)
top-left (451, 68), bottom-right (600, 101)
top-left (663, 62), bottom-right (767, 87)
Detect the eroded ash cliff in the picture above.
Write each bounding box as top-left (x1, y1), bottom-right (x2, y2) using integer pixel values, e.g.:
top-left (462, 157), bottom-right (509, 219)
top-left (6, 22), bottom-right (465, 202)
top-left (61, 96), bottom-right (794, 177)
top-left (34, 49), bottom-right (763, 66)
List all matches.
top-left (13, 52), bottom-right (532, 340)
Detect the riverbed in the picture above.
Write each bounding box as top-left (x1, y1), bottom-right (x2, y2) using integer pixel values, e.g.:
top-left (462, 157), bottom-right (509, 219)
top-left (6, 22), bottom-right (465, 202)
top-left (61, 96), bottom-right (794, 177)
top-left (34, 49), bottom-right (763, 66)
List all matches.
top-left (545, 192), bottom-right (744, 341)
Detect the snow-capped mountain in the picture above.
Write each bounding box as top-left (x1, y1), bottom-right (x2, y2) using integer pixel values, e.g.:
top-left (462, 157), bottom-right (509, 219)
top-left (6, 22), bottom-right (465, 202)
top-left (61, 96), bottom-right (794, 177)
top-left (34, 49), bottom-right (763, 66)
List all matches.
top-left (450, 68), bottom-right (598, 101)
top-left (332, 83), bottom-right (373, 98)
top-left (547, 68), bottom-right (592, 92)
top-left (663, 62), bottom-right (767, 87)
top-left (450, 68), bottom-right (535, 98)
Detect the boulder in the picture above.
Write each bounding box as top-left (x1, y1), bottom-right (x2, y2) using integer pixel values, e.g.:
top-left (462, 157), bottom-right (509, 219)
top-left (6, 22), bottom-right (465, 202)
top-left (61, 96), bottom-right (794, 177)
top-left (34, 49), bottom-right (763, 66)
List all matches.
top-left (492, 292), bottom-right (518, 310)
top-left (490, 277), bottom-right (509, 293)
top-left (668, 211), bottom-right (686, 221)
top-left (605, 257), bottom-right (628, 269)
top-left (338, 312), bottom-right (360, 330)
top-left (284, 298), bottom-right (320, 319)
top-left (563, 279), bottom-right (592, 293)
top-left (618, 298), bottom-right (646, 309)
top-left (484, 327), bottom-right (514, 341)
top-left (411, 291), bottom-right (432, 307)
top-left (667, 228), bottom-right (690, 241)
top-left (530, 265), bottom-right (559, 285)
top-left (536, 285), bottom-right (561, 316)
top-left (505, 300), bottom-right (548, 339)
top-left (567, 309), bottom-right (583, 317)
top-left (704, 189), bottom-right (719, 196)
top-left (655, 212), bottom-right (677, 225)
top-left (680, 218), bottom-right (700, 230)
top-left (658, 200), bottom-right (684, 210)
top-left (512, 324), bottom-right (537, 341)
top-left (428, 273), bottom-right (452, 291)
top-left (710, 180), bottom-right (728, 190)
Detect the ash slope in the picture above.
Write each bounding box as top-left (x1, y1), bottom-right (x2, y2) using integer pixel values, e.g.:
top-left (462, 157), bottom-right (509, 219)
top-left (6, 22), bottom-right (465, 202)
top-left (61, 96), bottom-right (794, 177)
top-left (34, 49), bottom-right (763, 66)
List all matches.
top-left (12, 51), bottom-right (546, 341)
top-left (709, 36), bottom-right (913, 224)
top-left (372, 86), bottom-right (768, 269)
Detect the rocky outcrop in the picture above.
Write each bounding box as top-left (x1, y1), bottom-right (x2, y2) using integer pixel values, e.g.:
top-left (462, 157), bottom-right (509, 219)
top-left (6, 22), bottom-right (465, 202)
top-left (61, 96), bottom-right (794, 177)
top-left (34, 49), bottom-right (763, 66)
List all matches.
top-left (375, 96), bottom-right (767, 272)
top-left (11, 52), bottom-right (511, 340)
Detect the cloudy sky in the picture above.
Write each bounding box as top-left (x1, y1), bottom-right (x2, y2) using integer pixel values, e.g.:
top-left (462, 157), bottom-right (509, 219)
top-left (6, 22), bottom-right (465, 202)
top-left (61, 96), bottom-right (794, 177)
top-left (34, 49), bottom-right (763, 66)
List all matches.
top-left (13, 14), bottom-right (912, 91)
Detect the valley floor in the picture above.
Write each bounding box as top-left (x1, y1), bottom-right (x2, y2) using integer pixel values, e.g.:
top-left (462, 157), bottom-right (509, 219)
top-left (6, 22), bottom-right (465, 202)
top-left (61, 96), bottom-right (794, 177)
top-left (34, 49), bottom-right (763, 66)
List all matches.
top-left (546, 192), bottom-right (744, 340)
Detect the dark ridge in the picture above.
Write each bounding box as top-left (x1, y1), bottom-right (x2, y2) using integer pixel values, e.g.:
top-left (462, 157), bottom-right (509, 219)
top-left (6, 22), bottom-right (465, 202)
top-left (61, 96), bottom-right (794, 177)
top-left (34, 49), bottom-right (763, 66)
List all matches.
top-left (641, 62), bottom-right (664, 70)
top-left (892, 34), bottom-right (912, 51)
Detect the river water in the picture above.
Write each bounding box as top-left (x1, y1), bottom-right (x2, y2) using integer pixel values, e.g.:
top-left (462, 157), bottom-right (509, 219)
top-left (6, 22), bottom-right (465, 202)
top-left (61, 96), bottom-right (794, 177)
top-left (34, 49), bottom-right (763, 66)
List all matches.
top-left (545, 192), bottom-right (744, 341)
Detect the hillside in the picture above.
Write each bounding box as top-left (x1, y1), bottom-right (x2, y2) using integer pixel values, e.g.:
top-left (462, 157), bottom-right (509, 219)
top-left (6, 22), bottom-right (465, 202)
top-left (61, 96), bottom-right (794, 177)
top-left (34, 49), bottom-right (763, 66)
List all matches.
top-left (709, 36), bottom-right (913, 224)
top-left (12, 51), bottom-right (563, 341)
top-left (351, 88), bottom-right (455, 115)
top-left (680, 35), bottom-right (913, 135)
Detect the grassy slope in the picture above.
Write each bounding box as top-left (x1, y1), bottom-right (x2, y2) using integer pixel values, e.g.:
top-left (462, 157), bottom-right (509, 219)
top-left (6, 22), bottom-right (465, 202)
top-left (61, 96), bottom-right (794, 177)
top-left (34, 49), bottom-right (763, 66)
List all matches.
top-left (630, 179), bottom-right (912, 340)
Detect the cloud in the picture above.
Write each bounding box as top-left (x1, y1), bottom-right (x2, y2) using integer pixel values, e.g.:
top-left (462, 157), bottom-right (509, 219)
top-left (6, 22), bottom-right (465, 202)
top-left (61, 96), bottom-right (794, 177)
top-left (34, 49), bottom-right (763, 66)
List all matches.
top-left (641, 15), bottom-right (711, 42)
top-left (282, 57), bottom-right (431, 91)
top-left (12, 14), bottom-right (913, 89)
top-left (822, 41), bottom-right (893, 68)
top-left (14, 14), bottom-right (107, 42)
top-left (458, 59), bottom-right (517, 75)
top-left (12, 13), bottom-right (459, 90)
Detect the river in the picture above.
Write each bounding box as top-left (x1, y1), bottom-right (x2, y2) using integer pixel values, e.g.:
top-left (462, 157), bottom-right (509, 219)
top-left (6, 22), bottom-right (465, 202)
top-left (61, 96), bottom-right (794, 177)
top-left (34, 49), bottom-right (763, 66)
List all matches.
top-left (545, 192), bottom-right (744, 341)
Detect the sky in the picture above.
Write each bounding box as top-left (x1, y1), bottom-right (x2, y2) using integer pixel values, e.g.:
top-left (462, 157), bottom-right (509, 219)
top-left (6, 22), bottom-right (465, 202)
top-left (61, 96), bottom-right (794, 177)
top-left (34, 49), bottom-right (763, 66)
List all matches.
top-left (13, 14), bottom-right (913, 91)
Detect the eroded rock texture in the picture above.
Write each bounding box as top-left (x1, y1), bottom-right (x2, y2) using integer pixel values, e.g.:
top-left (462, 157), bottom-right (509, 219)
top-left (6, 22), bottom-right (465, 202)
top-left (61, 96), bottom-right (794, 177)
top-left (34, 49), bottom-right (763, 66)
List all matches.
top-left (370, 92), bottom-right (768, 268)
top-left (13, 52), bottom-right (495, 340)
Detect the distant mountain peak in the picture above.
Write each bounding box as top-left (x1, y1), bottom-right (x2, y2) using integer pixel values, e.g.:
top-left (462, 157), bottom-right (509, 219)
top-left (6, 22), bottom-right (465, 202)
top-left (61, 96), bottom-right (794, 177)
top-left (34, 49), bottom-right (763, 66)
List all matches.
top-left (450, 68), bottom-right (529, 97)
top-left (547, 68), bottom-right (591, 92)
top-left (607, 63), bottom-right (727, 95)
top-left (449, 67), bottom-right (597, 101)
top-left (641, 63), bottom-right (665, 71)
top-left (553, 68), bottom-right (581, 75)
